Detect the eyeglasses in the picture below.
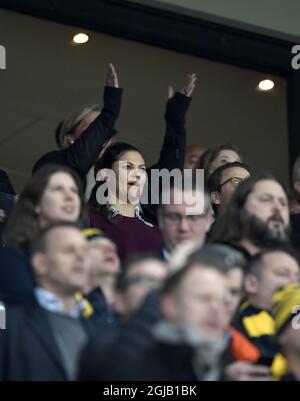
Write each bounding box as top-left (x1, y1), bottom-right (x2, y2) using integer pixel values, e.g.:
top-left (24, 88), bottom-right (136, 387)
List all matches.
top-left (215, 177), bottom-right (245, 191)
top-left (163, 212), bottom-right (207, 225)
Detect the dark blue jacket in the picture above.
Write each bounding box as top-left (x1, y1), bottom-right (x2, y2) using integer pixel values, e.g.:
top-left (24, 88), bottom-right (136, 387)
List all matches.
top-left (0, 247), bottom-right (35, 304)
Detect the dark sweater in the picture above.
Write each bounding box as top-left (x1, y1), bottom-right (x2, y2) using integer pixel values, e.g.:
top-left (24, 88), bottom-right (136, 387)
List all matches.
top-left (45, 311), bottom-right (88, 381)
top-left (90, 211), bottom-right (163, 262)
top-left (0, 169), bottom-right (15, 195)
top-left (0, 247), bottom-right (35, 304)
top-left (143, 92), bottom-right (191, 222)
top-left (0, 303), bottom-right (104, 380)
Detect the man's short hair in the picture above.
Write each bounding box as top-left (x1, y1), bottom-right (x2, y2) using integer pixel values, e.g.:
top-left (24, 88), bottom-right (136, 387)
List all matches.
top-left (116, 253), bottom-right (165, 293)
top-left (30, 221), bottom-right (81, 255)
top-left (158, 176), bottom-right (211, 214)
top-left (246, 246), bottom-right (300, 278)
top-left (161, 246), bottom-right (228, 297)
top-left (191, 243), bottom-right (248, 274)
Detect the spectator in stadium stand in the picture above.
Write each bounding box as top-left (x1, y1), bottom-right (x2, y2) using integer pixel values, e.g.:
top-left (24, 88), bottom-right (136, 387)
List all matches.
top-left (185, 243), bottom-right (272, 381)
top-left (82, 228), bottom-right (120, 325)
top-left (34, 67), bottom-right (196, 225)
top-left (197, 143), bottom-right (242, 183)
top-left (273, 284), bottom-right (300, 381)
top-left (54, 103), bottom-right (114, 202)
top-left (89, 141), bottom-right (163, 261)
top-left (88, 73), bottom-right (197, 260)
top-left (233, 247), bottom-right (300, 379)
top-left (0, 222), bottom-right (106, 380)
top-left (211, 174), bottom-right (291, 258)
top-left (207, 161), bottom-right (251, 216)
top-left (114, 254), bottom-right (168, 320)
top-left (32, 64), bottom-right (122, 187)
top-left (156, 178), bottom-right (213, 261)
top-left (0, 164), bottom-right (84, 303)
top-left (184, 144), bottom-right (205, 170)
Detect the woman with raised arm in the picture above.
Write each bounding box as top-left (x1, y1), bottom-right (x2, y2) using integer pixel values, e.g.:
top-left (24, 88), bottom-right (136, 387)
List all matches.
top-left (143, 73), bottom-right (197, 222)
top-left (32, 64), bottom-right (122, 182)
top-left (88, 73), bottom-right (197, 261)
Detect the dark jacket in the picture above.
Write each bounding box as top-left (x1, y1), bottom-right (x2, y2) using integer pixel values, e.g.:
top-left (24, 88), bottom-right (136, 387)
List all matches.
top-left (0, 170), bottom-right (15, 243)
top-left (79, 291), bottom-right (162, 380)
top-left (32, 87), bottom-right (123, 181)
top-left (290, 213), bottom-right (300, 249)
top-left (80, 319), bottom-right (228, 381)
top-left (101, 339), bottom-right (199, 381)
top-left (0, 169), bottom-right (15, 195)
top-left (86, 287), bottom-right (120, 327)
top-left (0, 302), bottom-right (104, 380)
top-left (0, 247), bottom-right (35, 303)
top-left (143, 92), bottom-right (190, 222)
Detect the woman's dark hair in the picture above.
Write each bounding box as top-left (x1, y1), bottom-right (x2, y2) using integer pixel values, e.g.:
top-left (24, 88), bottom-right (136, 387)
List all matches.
top-left (197, 143), bottom-right (242, 184)
top-left (211, 173), bottom-right (285, 244)
top-left (208, 143), bottom-right (241, 169)
top-left (197, 148), bottom-right (213, 171)
top-left (4, 164), bottom-right (84, 248)
top-left (89, 142), bottom-right (144, 221)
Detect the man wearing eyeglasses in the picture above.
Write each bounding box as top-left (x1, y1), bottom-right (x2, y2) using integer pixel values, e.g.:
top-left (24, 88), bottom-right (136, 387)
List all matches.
top-left (208, 161), bottom-right (251, 215)
top-left (157, 180), bottom-right (213, 261)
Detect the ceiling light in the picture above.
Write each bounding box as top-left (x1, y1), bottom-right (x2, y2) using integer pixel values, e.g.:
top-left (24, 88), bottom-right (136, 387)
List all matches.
top-left (72, 33), bottom-right (89, 44)
top-left (258, 79), bottom-right (274, 91)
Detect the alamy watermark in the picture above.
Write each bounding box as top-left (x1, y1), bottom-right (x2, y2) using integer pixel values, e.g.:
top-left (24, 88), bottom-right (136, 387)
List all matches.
top-left (291, 45), bottom-right (300, 70)
top-left (0, 45), bottom-right (6, 70)
top-left (291, 305), bottom-right (300, 329)
top-left (0, 303), bottom-right (6, 330)
top-left (95, 167), bottom-right (205, 214)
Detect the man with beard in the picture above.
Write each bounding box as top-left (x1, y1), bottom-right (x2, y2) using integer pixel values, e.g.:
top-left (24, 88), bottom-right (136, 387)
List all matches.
top-left (233, 247), bottom-right (300, 379)
top-left (211, 174), bottom-right (290, 258)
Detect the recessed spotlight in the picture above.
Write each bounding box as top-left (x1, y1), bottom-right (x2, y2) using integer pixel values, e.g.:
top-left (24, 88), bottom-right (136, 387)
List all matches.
top-left (72, 33), bottom-right (89, 44)
top-left (258, 79), bottom-right (274, 91)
